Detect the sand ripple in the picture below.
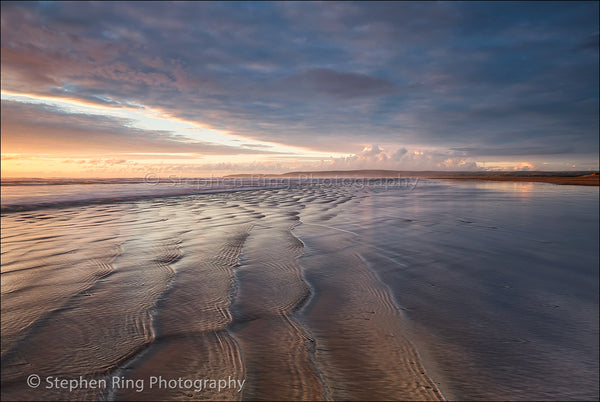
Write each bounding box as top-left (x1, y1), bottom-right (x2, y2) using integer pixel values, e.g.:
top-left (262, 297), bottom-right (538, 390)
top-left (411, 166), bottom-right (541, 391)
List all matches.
top-left (2, 185), bottom-right (450, 401)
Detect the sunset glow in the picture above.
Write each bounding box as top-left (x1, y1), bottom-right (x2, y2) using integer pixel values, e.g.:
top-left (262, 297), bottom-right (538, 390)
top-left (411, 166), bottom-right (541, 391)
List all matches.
top-left (1, 2), bottom-right (598, 177)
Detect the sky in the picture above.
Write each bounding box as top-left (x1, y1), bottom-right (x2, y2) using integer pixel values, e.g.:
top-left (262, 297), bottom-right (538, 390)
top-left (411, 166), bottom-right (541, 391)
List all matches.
top-left (1, 1), bottom-right (598, 178)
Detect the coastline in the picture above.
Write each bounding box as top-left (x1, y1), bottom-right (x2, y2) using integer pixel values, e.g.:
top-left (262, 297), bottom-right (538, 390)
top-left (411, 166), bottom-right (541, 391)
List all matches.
top-left (426, 174), bottom-right (599, 186)
top-left (225, 170), bottom-right (600, 186)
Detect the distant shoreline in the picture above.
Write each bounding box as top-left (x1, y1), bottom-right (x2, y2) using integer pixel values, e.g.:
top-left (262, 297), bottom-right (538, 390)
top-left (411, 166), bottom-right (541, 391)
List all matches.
top-left (2, 171), bottom-right (598, 187)
top-left (225, 170), bottom-right (600, 186)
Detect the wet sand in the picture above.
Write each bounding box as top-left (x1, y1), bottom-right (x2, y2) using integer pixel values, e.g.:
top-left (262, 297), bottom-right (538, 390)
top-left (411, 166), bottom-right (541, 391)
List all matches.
top-left (1, 184), bottom-right (443, 401)
top-left (1, 179), bottom-right (598, 401)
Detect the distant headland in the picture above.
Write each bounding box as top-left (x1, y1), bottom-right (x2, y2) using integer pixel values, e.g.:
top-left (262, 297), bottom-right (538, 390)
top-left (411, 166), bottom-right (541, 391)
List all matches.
top-left (225, 170), bottom-right (599, 186)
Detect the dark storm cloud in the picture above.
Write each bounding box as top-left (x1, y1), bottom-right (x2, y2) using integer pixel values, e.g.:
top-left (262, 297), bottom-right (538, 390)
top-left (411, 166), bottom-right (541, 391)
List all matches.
top-left (281, 69), bottom-right (396, 99)
top-left (1, 1), bottom-right (598, 161)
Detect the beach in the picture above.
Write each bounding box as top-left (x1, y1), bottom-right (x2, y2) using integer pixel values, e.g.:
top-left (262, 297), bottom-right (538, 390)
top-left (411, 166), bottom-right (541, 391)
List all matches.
top-left (1, 178), bottom-right (598, 401)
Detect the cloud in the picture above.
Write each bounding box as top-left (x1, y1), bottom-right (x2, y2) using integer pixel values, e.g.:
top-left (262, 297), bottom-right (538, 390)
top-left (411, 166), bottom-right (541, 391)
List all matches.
top-left (1, 2), bottom-right (598, 171)
top-left (390, 147), bottom-right (408, 160)
top-left (281, 69), bottom-right (396, 99)
top-left (0, 100), bottom-right (280, 156)
top-left (359, 144), bottom-right (384, 157)
top-left (450, 146), bottom-right (575, 157)
top-left (323, 145), bottom-right (484, 171)
top-left (513, 162), bottom-right (534, 171)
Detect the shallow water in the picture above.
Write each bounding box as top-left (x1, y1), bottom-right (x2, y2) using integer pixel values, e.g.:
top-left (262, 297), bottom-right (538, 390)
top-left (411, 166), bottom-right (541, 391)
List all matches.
top-left (1, 179), bottom-right (598, 400)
